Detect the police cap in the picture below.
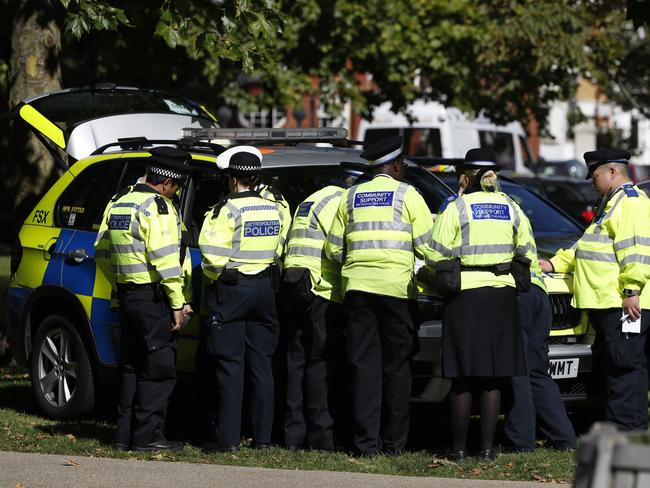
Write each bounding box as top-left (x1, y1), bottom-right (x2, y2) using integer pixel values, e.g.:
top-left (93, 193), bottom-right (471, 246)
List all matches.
top-left (360, 136), bottom-right (404, 166)
top-left (217, 145), bottom-right (262, 177)
top-left (147, 146), bottom-right (191, 181)
top-left (456, 148), bottom-right (501, 172)
top-left (584, 148), bottom-right (631, 179)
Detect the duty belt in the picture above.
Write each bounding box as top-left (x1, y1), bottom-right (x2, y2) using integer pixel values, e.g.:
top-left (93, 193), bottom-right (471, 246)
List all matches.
top-left (460, 262), bottom-right (511, 276)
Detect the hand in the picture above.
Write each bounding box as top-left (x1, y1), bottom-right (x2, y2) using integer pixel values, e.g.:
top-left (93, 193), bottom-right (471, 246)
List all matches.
top-left (539, 259), bottom-right (553, 273)
top-left (623, 295), bottom-right (641, 322)
top-left (172, 309), bottom-right (184, 332)
top-left (183, 303), bottom-right (194, 317)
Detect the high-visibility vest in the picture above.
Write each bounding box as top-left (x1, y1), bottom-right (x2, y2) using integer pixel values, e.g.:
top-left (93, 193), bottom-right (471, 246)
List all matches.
top-left (199, 190), bottom-right (282, 282)
top-left (258, 184), bottom-right (292, 254)
top-left (325, 174), bottom-right (434, 299)
top-left (285, 185), bottom-right (344, 302)
top-left (425, 190), bottom-right (536, 290)
top-left (550, 183), bottom-right (650, 309)
top-left (94, 184), bottom-right (185, 309)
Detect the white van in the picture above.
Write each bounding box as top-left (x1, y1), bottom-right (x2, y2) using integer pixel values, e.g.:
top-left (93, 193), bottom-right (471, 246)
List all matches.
top-left (358, 100), bottom-right (536, 174)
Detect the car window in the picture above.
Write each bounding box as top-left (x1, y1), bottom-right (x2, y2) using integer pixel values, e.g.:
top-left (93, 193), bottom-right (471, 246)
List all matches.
top-left (403, 166), bottom-right (453, 213)
top-left (364, 128), bottom-right (443, 158)
top-left (479, 130), bottom-right (515, 170)
top-left (56, 161), bottom-right (123, 231)
top-left (544, 182), bottom-right (598, 205)
top-left (500, 181), bottom-right (581, 235)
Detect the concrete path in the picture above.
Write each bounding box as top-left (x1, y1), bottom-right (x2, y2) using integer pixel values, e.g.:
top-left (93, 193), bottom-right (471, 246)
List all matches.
top-left (0, 451), bottom-right (563, 488)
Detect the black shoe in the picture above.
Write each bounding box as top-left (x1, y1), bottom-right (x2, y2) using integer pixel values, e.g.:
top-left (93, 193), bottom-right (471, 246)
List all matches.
top-left (382, 447), bottom-right (406, 456)
top-left (132, 439), bottom-right (184, 452)
top-left (251, 441), bottom-right (271, 450)
top-left (203, 442), bottom-right (240, 453)
top-left (286, 444), bottom-right (303, 452)
top-left (478, 448), bottom-right (498, 461)
top-left (357, 449), bottom-right (380, 458)
top-left (551, 443), bottom-right (577, 452)
top-left (445, 449), bottom-right (467, 463)
top-left (112, 442), bottom-right (130, 452)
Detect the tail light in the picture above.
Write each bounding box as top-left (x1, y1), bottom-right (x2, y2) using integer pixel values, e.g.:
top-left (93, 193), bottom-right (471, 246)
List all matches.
top-left (11, 236), bottom-right (22, 275)
top-left (581, 209), bottom-right (594, 224)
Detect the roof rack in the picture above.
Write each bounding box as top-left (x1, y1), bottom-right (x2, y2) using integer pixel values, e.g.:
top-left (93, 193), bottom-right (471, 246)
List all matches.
top-left (182, 127), bottom-right (349, 143)
top-left (92, 137), bottom-right (225, 155)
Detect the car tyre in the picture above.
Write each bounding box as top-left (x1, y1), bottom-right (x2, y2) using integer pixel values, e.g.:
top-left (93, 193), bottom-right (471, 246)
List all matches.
top-left (30, 315), bottom-right (95, 418)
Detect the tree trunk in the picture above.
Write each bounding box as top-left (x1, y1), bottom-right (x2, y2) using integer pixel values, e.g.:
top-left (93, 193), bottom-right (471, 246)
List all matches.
top-left (8, 0), bottom-right (62, 222)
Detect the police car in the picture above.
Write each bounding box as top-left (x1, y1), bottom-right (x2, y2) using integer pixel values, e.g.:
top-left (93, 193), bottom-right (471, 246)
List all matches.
top-left (7, 94), bottom-right (591, 417)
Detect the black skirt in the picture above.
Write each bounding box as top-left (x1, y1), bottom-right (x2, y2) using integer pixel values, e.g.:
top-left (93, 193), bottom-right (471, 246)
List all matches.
top-left (442, 286), bottom-right (525, 378)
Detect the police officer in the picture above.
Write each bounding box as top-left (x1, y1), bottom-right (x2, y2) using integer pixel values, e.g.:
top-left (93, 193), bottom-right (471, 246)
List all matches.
top-left (257, 181), bottom-right (292, 252)
top-left (283, 168), bottom-right (362, 451)
top-left (425, 149), bottom-right (532, 462)
top-left (325, 136), bottom-right (433, 456)
top-left (540, 148), bottom-right (650, 432)
top-left (504, 244), bottom-right (577, 452)
top-left (94, 146), bottom-right (192, 452)
top-left (199, 146), bottom-right (283, 452)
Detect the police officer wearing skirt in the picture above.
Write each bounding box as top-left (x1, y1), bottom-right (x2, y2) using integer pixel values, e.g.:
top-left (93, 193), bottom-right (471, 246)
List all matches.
top-left (425, 149), bottom-right (531, 462)
top-left (94, 146), bottom-right (192, 452)
top-left (199, 146), bottom-right (283, 452)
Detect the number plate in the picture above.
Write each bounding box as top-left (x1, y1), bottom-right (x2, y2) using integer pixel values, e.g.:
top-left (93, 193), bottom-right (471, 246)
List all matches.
top-left (548, 358), bottom-right (579, 379)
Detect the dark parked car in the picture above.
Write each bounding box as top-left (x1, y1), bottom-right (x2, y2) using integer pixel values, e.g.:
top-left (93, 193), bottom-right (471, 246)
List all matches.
top-left (535, 159), bottom-right (587, 179)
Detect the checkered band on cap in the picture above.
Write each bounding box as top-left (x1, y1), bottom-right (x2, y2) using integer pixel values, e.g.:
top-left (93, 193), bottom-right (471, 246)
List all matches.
top-left (228, 151), bottom-right (261, 174)
top-left (148, 165), bottom-right (185, 180)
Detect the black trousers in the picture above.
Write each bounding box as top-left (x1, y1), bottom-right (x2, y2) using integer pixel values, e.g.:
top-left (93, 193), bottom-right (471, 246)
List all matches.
top-left (590, 308), bottom-right (649, 431)
top-left (505, 285), bottom-right (576, 449)
top-left (284, 294), bottom-right (344, 450)
top-left (344, 290), bottom-right (416, 455)
top-left (205, 273), bottom-right (279, 447)
top-left (115, 284), bottom-right (177, 447)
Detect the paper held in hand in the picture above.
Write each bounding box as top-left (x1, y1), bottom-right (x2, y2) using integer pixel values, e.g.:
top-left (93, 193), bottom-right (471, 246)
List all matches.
top-left (621, 311), bottom-right (641, 334)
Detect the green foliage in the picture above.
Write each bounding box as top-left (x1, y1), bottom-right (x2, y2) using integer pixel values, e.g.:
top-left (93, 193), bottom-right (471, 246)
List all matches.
top-left (37, 0), bottom-right (650, 128)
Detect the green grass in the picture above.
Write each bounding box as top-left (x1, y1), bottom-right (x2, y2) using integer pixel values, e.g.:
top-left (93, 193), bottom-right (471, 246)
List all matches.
top-left (0, 370), bottom-right (576, 482)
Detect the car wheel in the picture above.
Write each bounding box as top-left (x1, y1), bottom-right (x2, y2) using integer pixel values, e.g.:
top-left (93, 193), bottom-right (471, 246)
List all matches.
top-left (30, 315), bottom-right (95, 418)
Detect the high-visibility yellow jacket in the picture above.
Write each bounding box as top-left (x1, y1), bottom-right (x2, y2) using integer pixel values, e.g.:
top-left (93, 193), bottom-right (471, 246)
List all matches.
top-left (425, 190), bottom-right (536, 290)
top-left (258, 184), bottom-right (292, 254)
top-left (94, 184), bottom-right (185, 309)
top-left (325, 174), bottom-right (433, 299)
top-left (199, 190), bottom-right (282, 282)
top-left (285, 185), bottom-right (344, 303)
top-left (550, 183), bottom-right (650, 309)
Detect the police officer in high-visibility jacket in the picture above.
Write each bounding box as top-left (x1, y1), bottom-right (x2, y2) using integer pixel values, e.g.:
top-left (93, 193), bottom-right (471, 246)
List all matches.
top-left (199, 146), bottom-right (283, 452)
top-left (425, 149), bottom-right (531, 462)
top-left (324, 136), bottom-right (433, 456)
top-left (94, 146), bottom-right (192, 452)
top-left (283, 169), bottom-right (362, 451)
top-left (540, 148), bottom-right (650, 432)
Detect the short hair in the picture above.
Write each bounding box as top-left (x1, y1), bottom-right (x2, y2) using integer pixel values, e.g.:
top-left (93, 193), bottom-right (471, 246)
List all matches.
top-left (146, 172), bottom-right (181, 186)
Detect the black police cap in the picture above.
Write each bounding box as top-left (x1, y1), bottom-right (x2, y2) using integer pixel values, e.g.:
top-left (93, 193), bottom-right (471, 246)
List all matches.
top-left (148, 146), bottom-right (191, 180)
top-left (584, 148), bottom-right (631, 179)
top-left (360, 136), bottom-right (404, 166)
top-left (455, 148), bottom-right (501, 172)
top-left (226, 151), bottom-right (261, 176)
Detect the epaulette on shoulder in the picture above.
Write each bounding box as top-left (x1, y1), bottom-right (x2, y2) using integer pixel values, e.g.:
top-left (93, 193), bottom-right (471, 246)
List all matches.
top-left (154, 195), bottom-right (169, 215)
top-left (210, 196), bottom-right (229, 220)
top-left (110, 185), bottom-right (132, 202)
top-left (623, 185), bottom-right (639, 197)
top-left (438, 194), bottom-right (459, 213)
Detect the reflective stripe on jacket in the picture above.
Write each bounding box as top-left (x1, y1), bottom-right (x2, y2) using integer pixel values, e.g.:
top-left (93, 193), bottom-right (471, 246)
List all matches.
top-left (550, 183), bottom-right (650, 309)
top-left (285, 185), bottom-right (344, 302)
top-left (94, 184), bottom-right (185, 309)
top-left (425, 190), bottom-right (536, 291)
top-left (199, 190), bottom-right (282, 282)
top-left (324, 174), bottom-right (433, 299)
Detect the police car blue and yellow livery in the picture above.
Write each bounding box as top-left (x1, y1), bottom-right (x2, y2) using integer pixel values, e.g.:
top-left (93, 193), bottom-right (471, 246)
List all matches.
top-left (199, 191), bottom-right (283, 282)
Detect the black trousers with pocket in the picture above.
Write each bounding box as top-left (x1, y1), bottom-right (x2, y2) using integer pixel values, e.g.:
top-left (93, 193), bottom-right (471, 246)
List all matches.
top-left (284, 293), bottom-right (344, 450)
top-left (115, 284), bottom-right (177, 447)
top-left (205, 272), bottom-right (279, 448)
top-left (589, 308), bottom-right (649, 431)
top-left (344, 290), bottom-right (417, 455)
top-left (504, 285), bottom-right (576, 449)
